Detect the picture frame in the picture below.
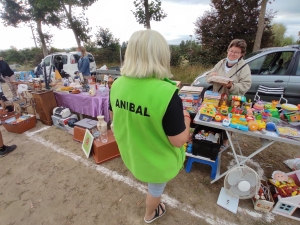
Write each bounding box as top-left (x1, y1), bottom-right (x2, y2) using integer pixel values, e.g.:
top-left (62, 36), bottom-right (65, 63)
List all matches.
top-left (82, 129), bottom-right (94, 158)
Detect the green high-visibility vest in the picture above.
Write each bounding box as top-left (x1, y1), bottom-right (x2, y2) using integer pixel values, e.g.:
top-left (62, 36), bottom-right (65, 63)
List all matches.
top-left (110, 76), bottom-right (185, 183)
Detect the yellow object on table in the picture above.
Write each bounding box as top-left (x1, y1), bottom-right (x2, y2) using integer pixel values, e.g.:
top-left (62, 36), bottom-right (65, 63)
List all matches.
top-left (60, 86), bottom-right (73, 91)
top-left (281, 104), bottom-right (298, 111)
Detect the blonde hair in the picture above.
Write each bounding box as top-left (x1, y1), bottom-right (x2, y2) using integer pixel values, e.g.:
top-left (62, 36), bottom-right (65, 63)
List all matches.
top-left (78, 46), bottom-right (88, 57)
top-left (121, 30), bottom-right (172, 79)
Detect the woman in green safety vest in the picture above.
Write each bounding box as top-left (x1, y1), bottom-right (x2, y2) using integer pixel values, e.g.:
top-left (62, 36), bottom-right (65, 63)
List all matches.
top-left (110, 30), bottom-right (191, 223)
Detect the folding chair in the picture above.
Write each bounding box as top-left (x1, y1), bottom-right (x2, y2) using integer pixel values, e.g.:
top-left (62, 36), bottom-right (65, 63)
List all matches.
top-left (254, 85), bottom-right (288, 105)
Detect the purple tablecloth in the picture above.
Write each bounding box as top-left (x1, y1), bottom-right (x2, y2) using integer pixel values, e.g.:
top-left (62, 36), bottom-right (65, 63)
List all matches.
top-left (54, 92), bottom-right (110, 122)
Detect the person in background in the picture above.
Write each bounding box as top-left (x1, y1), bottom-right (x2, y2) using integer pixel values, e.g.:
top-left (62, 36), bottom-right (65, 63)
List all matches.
top-left (0, 130), bottom-right (17, 157)
top-left (110, 30), bottom-right (190, 223)
top-left (107, 75), bottom-right (114, 89)
top-left (206, 39), bottom-right (251, 149)
top-left (108, 75), bottom-right (115, 122)
top-left (0, 57), bottom-right (18, 101)
top-left (77, 46), bottom-right (91, 84)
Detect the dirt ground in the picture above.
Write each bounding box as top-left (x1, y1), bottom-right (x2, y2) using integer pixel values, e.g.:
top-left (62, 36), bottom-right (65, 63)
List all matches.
top-left (1, 83), bottom-right (300, 225)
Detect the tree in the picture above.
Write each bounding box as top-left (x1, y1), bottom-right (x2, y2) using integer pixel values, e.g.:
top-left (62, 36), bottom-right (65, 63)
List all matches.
top-left (58, 0), bottom-right (98, 47)
top-left (253, 0), bottom-right (276, 52)
top-left (0, 0), bottom-right (62, 57)
top-left (272, 23), bottom-right (295, 46)
top-left (194, 0), bottom-right (274, 64)
top-left (272, 23), bottom-right (287, 46)
top-left (132, 0), bottom-right (167, 29)
top-left (95, 27), bottom-right (120, 49)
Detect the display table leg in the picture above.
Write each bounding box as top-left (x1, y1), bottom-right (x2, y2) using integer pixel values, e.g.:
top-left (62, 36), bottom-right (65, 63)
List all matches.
top-left (79, 113), bottom-right (83, 120)
top-left (210, 134), bottom-right (276, 184)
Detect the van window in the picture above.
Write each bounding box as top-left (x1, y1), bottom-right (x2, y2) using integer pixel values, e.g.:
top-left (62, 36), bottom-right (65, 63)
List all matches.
top-left (62, 55), bottom-right (68, 64)
top-left (43, 56), bottom-right (51, 66)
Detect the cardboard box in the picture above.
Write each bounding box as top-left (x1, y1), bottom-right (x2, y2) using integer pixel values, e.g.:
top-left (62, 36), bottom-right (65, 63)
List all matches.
top-left (3, 115), bottom-right (36, 134)
top-left (252, 180), bottom-right (274, 213)
top-left (92, 130), bottom-right (120, 164)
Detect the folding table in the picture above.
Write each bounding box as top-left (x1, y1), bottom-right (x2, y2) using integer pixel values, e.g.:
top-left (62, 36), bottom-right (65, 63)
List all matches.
top-left (193, 113), bottom-right (300, 184)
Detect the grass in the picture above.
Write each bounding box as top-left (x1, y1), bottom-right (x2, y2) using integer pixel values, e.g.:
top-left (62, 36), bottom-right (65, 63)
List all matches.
top-left (171, 64), bottom-right (212, 84)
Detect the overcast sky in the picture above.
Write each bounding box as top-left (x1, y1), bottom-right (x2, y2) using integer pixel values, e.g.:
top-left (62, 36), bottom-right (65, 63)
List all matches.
top-left (0, 0), bottom-right (299, 51)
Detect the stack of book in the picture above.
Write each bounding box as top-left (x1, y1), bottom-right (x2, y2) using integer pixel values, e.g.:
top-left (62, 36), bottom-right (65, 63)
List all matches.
top-left (178, 86), bottom-right (204, 114)
top-left (276, 126), bottom-right (300, 141)
top-left (202, 90), bottom-right (221, 107)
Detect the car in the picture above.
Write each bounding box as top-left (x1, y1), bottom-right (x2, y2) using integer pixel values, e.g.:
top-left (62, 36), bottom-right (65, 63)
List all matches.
top-left (191, 45), bottom-right (300, 105)
top-left (34, 51), bottom-right (97, 79)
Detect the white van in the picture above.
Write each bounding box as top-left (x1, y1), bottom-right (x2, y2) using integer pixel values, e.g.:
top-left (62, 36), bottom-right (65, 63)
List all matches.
top-left (35, 51), bottom-right (97, 80)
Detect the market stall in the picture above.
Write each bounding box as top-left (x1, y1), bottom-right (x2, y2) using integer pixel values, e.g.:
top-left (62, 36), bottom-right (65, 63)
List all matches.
top-left (182, 86), bottom-right (300, 219)
top-left (54, 91), bottom-right (109, 122)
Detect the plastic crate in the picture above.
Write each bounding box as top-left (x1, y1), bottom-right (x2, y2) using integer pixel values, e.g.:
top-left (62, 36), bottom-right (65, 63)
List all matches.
top-left (191, 124), bottom-right (222, 160)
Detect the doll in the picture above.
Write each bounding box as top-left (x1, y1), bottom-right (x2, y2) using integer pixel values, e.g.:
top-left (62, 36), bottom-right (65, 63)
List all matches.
top-left (269, 171), bottom-right (300, 197)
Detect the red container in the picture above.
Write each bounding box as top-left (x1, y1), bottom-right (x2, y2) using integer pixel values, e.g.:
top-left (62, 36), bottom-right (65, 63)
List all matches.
top-left (3, 115), bottom-right (36, 134)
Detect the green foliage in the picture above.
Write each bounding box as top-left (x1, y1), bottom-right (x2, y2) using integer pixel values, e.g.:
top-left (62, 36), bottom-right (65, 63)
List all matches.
top-left (169, 45), bottom-right (181, 67)
top-left (95, 27), bottom-right (120, 49)
top-left (132, 0), bottom-right (167, 29)
top-left (271, 23), bottom-right (295, 46)
top-left (0, 47), bottom-right (44, 67)
top-left (194, 0), bottom-right (274, 64)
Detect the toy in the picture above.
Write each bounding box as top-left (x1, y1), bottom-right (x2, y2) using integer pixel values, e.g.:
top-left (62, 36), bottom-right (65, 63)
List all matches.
top-left (269, 107), bottom-right (280, 119)
top-left (253, 101), bottom-right (264, 111)
top-left (214, 113), bottom-right (223, 122)
top-left (271, 100), bottom-right (279, 109)
top-left (256, 120), bottom-right (266, 133)
top-left (219, 101), bottom-right (229, 115)
top-left (222, 116), bottom-right (231, 127)
top-left (229, 123), bottom-right (249, 131)
top-left (285, 112), bottom-right (300, 122)
top-left (231, 116), bottom-right (248, 126)
top-left (199, 104), bottom-right (216, 122)
top-left (266, 122), bottom-right (276, 131)
top-left (243, 99), bottom-right (252, 109)
top-left (281, 103), bottom-right (299, 114)
top-left (264, 103), bottom-right (272, 110)
top-left (269, 171), bottom-right (300, 197)
top-left (183, 143), bottom-right (188, 151)
top-left (219, 93), bottom-right (229, 106)
top-left (230, 95), bottom-right (246, 102)
top-left (186, 143), bottom-right (192, 153)
top-left (248, 120), bottom-right (259, 131)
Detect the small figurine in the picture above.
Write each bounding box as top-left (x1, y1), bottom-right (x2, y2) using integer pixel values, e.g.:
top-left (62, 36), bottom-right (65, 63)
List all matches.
top-left (271, 100), bottom-right (279, 109)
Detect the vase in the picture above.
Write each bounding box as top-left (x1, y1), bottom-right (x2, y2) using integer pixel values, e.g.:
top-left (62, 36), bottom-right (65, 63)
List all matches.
top-left (97, 115), bottom-right (108, 143)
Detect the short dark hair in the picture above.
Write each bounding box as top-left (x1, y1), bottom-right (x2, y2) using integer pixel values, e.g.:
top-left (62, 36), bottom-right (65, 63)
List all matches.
top-left (227, 39), bottom-right (247, 54)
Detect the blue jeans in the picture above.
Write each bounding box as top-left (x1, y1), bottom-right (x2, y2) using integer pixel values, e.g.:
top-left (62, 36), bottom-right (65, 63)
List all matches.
top-left (148, 183), bottom-right (167, 197)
